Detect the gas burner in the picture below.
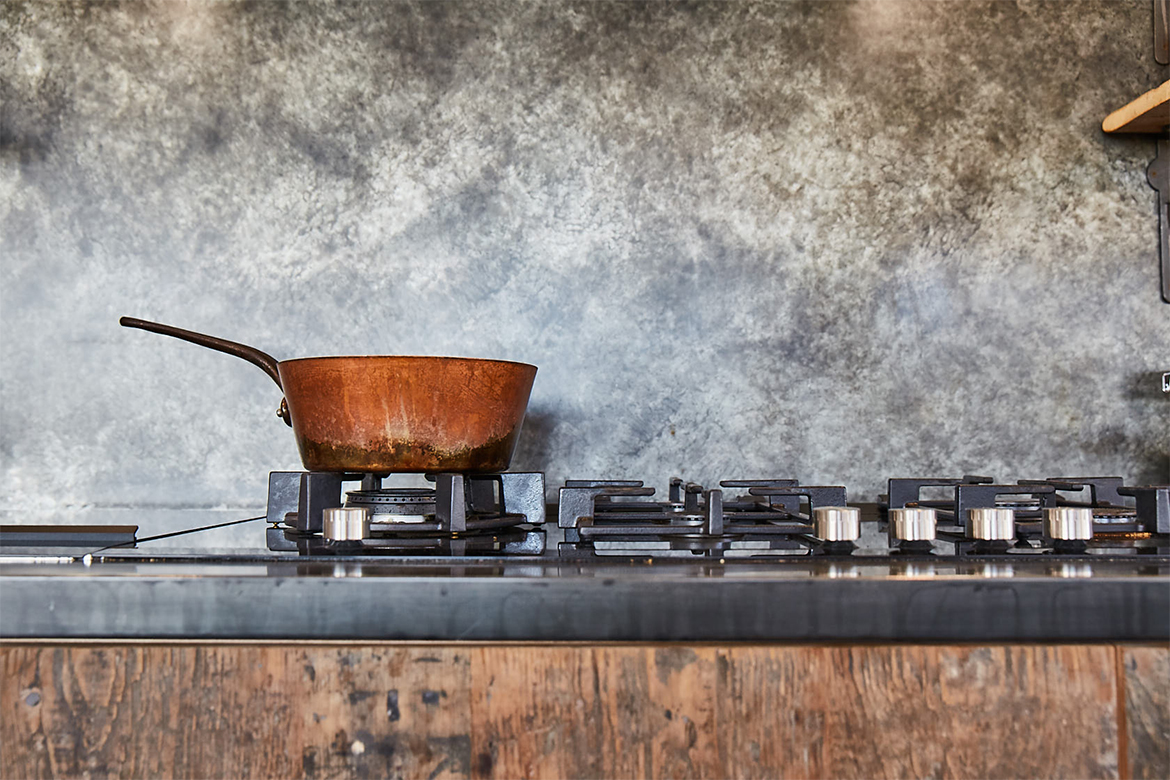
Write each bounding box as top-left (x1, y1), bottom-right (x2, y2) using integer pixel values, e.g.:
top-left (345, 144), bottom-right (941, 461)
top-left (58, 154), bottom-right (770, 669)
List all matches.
top-left (556, 477), bottom-right (855, 558)
top-left (881, 476), bottom-right (1169, 556)
top-left (266, 471), bottom-right (546, 556)
top-left (346, 487), bottom-right (436, 523)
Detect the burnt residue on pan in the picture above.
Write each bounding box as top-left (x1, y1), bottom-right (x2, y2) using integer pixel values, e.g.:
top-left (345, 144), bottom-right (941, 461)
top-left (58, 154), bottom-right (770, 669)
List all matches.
top-left (297, 434), bottom-right (520, 473)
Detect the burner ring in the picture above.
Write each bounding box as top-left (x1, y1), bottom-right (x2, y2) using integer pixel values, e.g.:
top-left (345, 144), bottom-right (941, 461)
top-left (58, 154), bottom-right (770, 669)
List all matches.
top-left (347, 488), bottom-right (435, 504)
top-left (346, 488), bottom-right (437, 516)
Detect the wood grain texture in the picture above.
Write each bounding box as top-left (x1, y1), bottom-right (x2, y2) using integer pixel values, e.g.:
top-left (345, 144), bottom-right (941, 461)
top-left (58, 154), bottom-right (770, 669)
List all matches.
top-left (468, 646), bottom-right (720, 779)
top-left (715, 645), bottom-right (1119, 780)
top-left (1, 646), bottom-right (472, 780)
top-left (0, 644), bottom-right (1129, 780)
top-left (1102, 80), bottom-right (1170, 133)
top-left (1123, 646), bottom-right (1170, 780)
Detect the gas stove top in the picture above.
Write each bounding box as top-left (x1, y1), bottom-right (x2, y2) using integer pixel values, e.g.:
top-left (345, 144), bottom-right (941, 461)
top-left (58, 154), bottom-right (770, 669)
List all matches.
top-left (264, 471), bottom-right (548, 556)
top-left (257, 470), bottom-right (1169, 562)
top-left (3, 469), bottom-right (1167, 641)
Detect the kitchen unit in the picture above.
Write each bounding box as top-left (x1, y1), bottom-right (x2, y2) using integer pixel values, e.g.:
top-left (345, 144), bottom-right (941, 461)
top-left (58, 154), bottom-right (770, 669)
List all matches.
top-left (3, 470), bottom-right (1168, 777)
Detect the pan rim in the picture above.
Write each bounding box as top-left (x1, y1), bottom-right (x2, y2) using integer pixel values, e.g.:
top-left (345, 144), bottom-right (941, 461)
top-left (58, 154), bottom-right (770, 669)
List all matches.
top-left (278, 355), bottom-right (538, 372)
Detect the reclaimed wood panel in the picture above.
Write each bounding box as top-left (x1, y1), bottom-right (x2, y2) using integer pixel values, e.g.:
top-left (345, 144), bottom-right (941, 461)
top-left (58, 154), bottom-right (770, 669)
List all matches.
top-left (467, 646), bottom-right (720, 779)
top-left (1, 646), bottom-right (472, 780)
top-left (1123, 645), bottom-right (1170, 780)
top-left (0, 644), bottom-right (1127, 780)
top-left (715, 645), bottom-right (1119, 780)
top-left (290, 646), bottom-right (471, 780)
top-left (468, 645), bottom-right (1119, 780)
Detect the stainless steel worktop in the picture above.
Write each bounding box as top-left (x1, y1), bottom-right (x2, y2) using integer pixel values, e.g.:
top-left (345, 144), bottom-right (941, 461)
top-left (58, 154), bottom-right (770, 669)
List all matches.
top-left (2, 550), bottom-right (1166, 642)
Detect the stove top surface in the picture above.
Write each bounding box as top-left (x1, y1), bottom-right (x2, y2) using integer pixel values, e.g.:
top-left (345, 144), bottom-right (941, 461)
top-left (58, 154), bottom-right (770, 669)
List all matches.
top-left (247, 471), bottom-right (1170, 563)
top-left (4, 471), bottom-right (1167, 564)
top-left (4, 468), bottom-right (1166, 641)
top-left (2, 545), bottom-right (1166, 642)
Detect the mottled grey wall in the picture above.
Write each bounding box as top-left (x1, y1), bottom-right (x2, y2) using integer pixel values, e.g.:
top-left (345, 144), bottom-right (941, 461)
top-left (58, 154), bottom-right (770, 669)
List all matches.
top-left (2, 1), bottom-right (1168, 540)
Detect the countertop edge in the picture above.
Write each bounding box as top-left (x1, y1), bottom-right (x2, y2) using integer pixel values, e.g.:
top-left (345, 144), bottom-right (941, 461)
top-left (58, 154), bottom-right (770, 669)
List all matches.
top-left (2, 574), bottom-right (1167, 642)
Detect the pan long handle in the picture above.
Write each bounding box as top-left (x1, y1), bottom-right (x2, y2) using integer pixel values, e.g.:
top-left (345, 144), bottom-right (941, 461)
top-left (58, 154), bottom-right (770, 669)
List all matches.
top-left (119, 316), bottom-right (284, 390)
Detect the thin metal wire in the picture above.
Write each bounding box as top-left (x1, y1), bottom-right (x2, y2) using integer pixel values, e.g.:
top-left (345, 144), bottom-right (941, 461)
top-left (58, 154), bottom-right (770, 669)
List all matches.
top-left (85, 515), bottom-right (267, 556)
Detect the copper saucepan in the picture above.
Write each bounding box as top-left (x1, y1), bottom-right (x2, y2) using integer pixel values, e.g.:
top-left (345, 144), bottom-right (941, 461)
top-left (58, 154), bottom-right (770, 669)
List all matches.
top-left (120, 317), bottom-right (537, 473)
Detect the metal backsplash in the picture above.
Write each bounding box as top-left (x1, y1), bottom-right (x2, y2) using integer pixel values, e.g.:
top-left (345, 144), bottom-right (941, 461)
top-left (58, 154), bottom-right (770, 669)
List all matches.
top-left (1, 1), bottom-right (1167, 537)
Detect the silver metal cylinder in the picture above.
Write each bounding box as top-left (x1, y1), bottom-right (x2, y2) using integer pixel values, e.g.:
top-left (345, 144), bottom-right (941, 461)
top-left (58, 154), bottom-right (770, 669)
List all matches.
top-left (813, 506), bottom-right (861, 542)
top-left (1043, 507), bottom-right (1093, 540)
top-left (323, 507), bottom-right (371, 541)
top-left (889, 507), bottom-right (937, 541)
top-left (967, 507), bottom-right (1015, 540)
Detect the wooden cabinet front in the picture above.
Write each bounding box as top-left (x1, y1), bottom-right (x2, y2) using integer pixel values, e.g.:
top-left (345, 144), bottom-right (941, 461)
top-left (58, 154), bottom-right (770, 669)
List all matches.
top-left (2, 644), bottom-right (1167, 779)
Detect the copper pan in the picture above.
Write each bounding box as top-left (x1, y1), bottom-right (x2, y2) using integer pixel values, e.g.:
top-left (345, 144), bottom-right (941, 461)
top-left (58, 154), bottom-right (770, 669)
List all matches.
top-left (120, 317), bottom-right (537, 473)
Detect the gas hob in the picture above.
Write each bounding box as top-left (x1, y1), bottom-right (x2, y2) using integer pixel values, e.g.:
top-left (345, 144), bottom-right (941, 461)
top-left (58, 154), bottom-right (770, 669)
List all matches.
top-left (258, 470), bottom-right (1169, 562)
top-left (2, 470), bottom-right (1167, 641)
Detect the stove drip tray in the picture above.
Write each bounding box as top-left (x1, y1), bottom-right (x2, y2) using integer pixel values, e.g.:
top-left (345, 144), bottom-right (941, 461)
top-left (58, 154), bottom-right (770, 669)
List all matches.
top-left (266, 471), bottom-right (546, 556)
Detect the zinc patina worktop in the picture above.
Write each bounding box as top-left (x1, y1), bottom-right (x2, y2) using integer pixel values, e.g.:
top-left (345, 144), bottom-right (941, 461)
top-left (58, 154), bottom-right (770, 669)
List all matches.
top-left (1, 550), bottom-right (1168, 641)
